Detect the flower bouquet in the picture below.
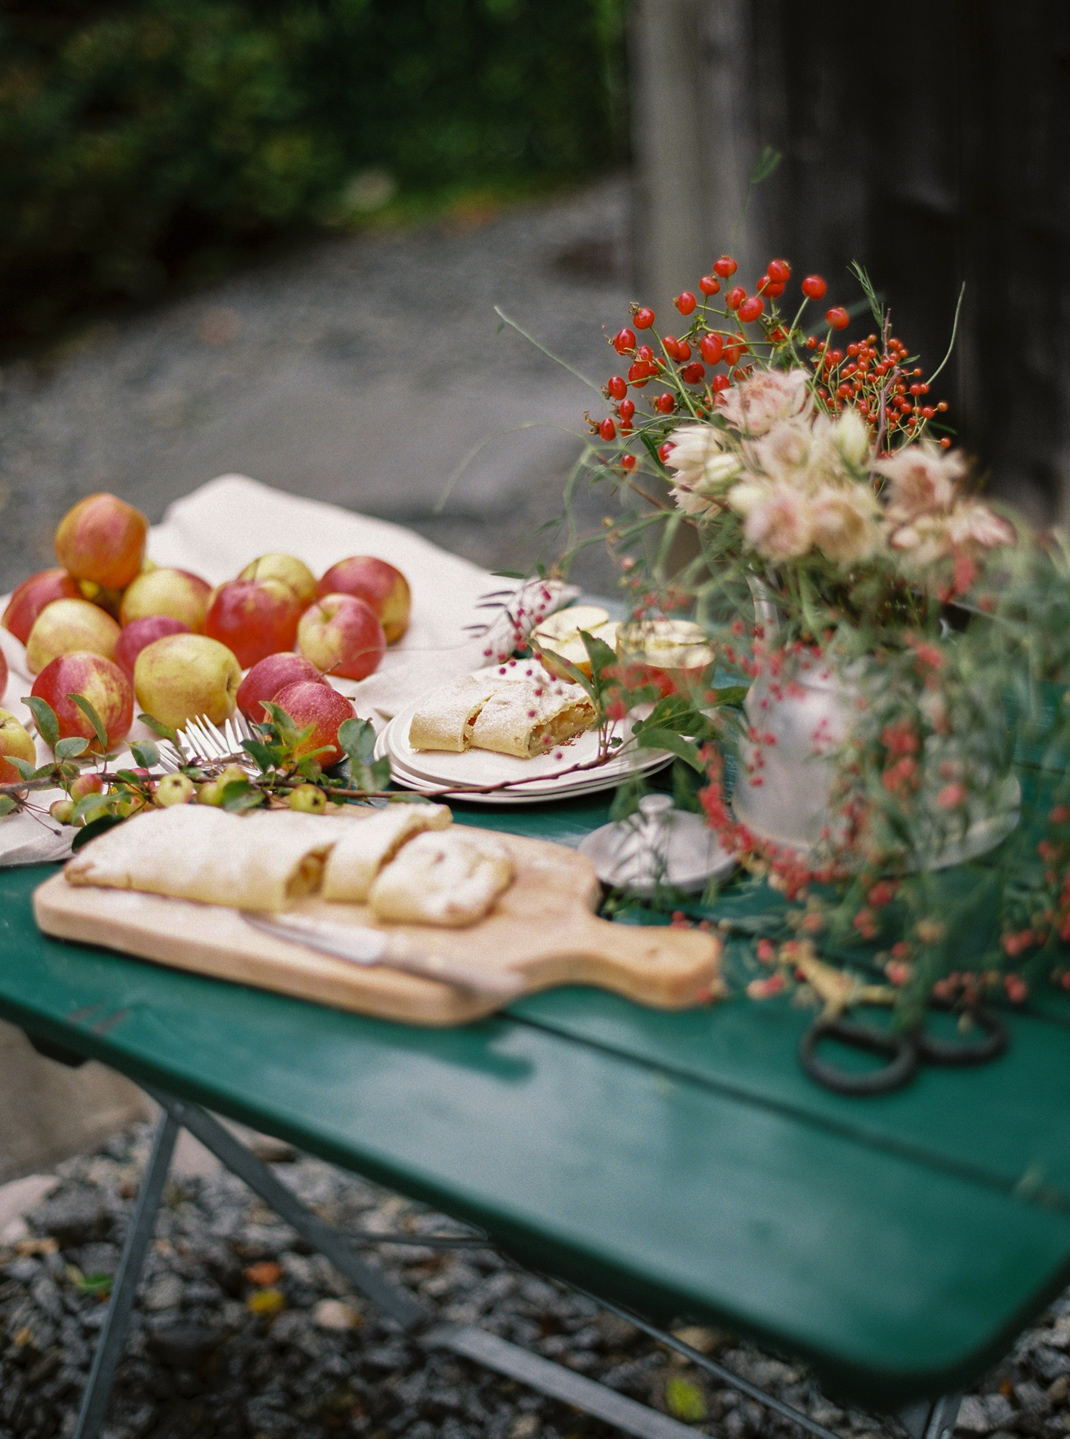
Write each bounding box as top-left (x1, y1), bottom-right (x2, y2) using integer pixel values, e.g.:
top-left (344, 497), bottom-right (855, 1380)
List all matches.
top-left (554, 255), bottom-right (1070, 1017)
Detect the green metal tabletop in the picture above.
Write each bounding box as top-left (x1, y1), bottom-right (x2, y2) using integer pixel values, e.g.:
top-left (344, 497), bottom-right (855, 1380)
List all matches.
top-left (2, 790), bottom-right (1070, 1411)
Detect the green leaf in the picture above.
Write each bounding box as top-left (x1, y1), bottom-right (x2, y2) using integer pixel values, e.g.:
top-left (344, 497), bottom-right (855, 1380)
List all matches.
top-left (55, 736), bottom-right (89, 759)
top-left (532, 647), bottom-right (595, 703)
top-left (748, 144), bottom-right (782, 186)
top-left (338, 716), bottom-right (377, 765)
top-left (137, 713), bottom-right (179, 743)
top-left (23, 695), bottom-right (59, 750)
top-left (68, 693), bottom-right (108, 753)
top-left (130, 740), bottom-right (159, 769)
top-left (370, 756), bottom-right (391, 789)
top-left (708, 684), bottom-right (749, 709)
top-left (5, 756), bottom-right (37, 781)
top-left (260, 701), bottom-right (300, 746)
top-left (579, 630), bottom-right (617, 684)
top-left (71, 813), bottom-right (125, 850)
top-left (243, 739), bottom-right (283, 773)
top-left (665, 1376), bottom-right (707, 1423)
top-left (634, 726), bottom-right (704, 772)
top-left (0, 795), bottom-right (17, 816)
top-left (71, 791), bottom-right (112, 826)
top-left (221, 779), bottom-right (264, 812)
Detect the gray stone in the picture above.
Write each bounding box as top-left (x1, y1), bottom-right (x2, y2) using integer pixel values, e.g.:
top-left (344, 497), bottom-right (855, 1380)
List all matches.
top-left (955, 1393), bottom-right (1016, 1433)
top-left (142, 1273), bottom-right (184, 1312)
top-left (145, 1323), bottom-right (220, 1370)
top-left (1033, 1346), bottom-right (1070, 1382)
top-left (29, 1189), bottom-right (112, 1247)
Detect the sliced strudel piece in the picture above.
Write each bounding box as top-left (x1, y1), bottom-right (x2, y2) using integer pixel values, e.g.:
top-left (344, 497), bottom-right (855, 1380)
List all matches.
top-left (321, 802), bottom-right (452, 902)
top-left (368, 828), bottom-right (514, 927)
top-left (467, 679), bottom-right (596, 759)
top-left (408, 674), bottom-right (498, 753)
top-left (64, 804), bottom-right (355, 912)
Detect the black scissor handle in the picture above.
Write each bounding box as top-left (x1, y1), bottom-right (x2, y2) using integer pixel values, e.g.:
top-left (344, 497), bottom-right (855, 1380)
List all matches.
top-left (799, 1016), bottom-right (919, 1096)
top-left (914, 999), bottom-right (1008, 1066)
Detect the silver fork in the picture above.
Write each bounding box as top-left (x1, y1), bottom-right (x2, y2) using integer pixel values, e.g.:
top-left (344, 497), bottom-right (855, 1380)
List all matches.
top-left (157, 712), bottom-right (255, 773)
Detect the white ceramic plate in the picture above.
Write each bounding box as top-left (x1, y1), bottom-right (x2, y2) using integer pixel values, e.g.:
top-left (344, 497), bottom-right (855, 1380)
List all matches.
top-left (377, 696), bottom-right (671, 805)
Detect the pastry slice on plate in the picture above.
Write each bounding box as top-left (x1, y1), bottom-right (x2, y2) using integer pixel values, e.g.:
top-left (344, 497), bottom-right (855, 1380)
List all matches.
top-left (369, 828), bottom-right (514, 927)
top-left (468, 680), bottom-right (596, 759)
top-left (408, 674), bottom-right (498, 752)
top-left (64, 804), bottom-right (356, 912)
top-left (321, 802), bottom-right (452, 902)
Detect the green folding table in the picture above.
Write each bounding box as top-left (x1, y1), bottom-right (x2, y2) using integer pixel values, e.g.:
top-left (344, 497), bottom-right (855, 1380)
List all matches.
top-left (2, 783), bottom-right (1070, 1439)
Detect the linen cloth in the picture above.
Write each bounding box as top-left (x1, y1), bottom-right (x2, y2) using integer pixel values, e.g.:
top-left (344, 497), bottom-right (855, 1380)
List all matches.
top-left (0, 474), bottom-right (575, 866)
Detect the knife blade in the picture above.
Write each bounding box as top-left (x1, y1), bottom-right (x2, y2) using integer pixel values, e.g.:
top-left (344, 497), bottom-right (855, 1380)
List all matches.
top-left (242, 912), bottom-right (523, 999)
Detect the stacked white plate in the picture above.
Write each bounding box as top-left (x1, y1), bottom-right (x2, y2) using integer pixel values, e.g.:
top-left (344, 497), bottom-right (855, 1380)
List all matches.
top-left (376, 693), bottom-right (672, 806)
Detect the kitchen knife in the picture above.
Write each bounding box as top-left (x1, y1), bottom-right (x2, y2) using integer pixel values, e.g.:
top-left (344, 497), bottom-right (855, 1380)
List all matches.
top-left (242, 912), bottom-right (524, 999)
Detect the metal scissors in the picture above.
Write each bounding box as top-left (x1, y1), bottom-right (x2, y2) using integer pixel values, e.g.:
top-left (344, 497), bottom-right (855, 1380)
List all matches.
top-left (793, 950), bottom-right (1007, 1096)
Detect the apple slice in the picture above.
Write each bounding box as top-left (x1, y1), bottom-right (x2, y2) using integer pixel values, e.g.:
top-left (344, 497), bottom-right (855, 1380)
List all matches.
top-left (531, 606), bottom-right (618, 679)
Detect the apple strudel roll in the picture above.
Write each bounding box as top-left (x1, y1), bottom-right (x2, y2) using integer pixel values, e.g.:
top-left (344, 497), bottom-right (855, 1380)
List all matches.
top-left (467, 681), bottom-right (596, 759)
top-left (64, 804), bottom-right (356, 912)
top-left (368, 828), bottom-right (514, 927)
top-left (408, 674), bottom-right (499, 753)
top-left (321, 802), bottom-right (452, 902)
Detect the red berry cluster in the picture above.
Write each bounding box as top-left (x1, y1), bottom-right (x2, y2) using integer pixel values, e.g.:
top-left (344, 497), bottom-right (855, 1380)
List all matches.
top-left (590, 254), bottom-right (950, 467)
top-left (804, 331), bottom-right (949, 448)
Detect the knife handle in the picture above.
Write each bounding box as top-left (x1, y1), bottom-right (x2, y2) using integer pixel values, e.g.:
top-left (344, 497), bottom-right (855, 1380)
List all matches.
top-left (384, 944), bottom-right (523, 998)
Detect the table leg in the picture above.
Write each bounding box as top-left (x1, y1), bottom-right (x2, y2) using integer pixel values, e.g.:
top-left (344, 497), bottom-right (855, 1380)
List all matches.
top-left (898, 1393), bottom-right (963, 1439)
top-left (72, 1108), bottom-right (180, 1439)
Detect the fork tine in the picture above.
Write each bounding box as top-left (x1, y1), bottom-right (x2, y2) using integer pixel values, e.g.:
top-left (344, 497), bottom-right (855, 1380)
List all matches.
top-left (189, 716), bottom-right (223, 758)
top-left (223, 717), bottom-right (243, 754)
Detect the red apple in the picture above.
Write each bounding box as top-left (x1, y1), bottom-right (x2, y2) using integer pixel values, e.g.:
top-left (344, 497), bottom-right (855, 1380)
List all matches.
top-left (25, 598), bottom-right (121, 675)
top-left (316, 556), bottom-right (411, 644)
top-left (2, 569), bottom-right (81, 644)
top-left (0, 645), bottom-right (7, 703)
top-left (0, 707), bottom-right (35, 783)
top-left (120, 568), bottom-right (212, 631)
top-left (204, 578), bottom-right (301, 669)
top-left (54, 492), bottom-right (148, 590)
top-left (239, 553), bottom-right (317, 608)
top-left (298, 593), bottom-right (385, 680)
top-left (272, 680), bottom-right (355, 764)
top-left (237, 653), bottom-right (329, 724)
top-left (114, 616), bottom-right (191, 678)
top-left (31, 652), bottom-right (134, 751)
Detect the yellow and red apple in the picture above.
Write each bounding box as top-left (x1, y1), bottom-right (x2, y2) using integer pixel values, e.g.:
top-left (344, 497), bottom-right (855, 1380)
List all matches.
top-left (237, 653), bottom-right (329, 724)
top-left (134, 633), bottom-right (242, 729)
top-left (25, 598), bottom-right (121, 675)
top-left (0, 708), bottom-right (36, 783)
top-left (31, 653), bottom-right (134, 750)
top-left (2, 569), bottom-right (82, 645)
top-left (114, 616), bottom-right (191, 678)
top-left (272, 680), bottom-right (355, 764)
top-left (316, 557), bottom-right (410, 644)
top-left (239, 553), bottom-right (317, 608)
top-left (298, 593), bottom-right (385, 680)
top-left (54, 493), bottom-right (148, 590)
top-left (120, 567), bottom-right (212, 632)
top-left (205, 578), bottom-right (301, 669)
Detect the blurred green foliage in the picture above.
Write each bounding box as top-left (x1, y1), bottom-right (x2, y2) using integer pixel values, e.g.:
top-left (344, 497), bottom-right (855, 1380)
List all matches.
top-left (0, 0), bottom-right (625, 341)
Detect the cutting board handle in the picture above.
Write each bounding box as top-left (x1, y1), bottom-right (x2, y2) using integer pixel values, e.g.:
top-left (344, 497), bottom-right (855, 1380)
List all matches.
top-left (558, 910), bottom-right (722, 1008)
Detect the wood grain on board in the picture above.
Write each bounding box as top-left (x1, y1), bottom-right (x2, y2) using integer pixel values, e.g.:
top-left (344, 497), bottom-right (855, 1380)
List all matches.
top-left (33, 831), bottom-right (721, 1026)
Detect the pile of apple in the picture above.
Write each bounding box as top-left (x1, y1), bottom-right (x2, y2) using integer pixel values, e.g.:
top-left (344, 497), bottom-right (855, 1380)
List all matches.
top-left (0, 490), bottom-right (411, 785)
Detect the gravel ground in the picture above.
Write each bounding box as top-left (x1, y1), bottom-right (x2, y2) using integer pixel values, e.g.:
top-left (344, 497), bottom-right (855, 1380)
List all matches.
top-left (0, 180), bottom-right (634, 599)
top-left (2, 1120), bottom-right (1070, 1439)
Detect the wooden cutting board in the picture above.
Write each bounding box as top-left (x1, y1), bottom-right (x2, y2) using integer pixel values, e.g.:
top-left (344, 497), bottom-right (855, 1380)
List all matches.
top-left (33, 830), bottom-right (722, 1026)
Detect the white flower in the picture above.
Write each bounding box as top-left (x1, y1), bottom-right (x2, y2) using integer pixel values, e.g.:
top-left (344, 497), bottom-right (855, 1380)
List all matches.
top-left (735, 482), bottom-right (816, 563)
top-left (810, 485), bottom-right (881, 565)
top-left (890, 500), bottom-right (1014, 569)
top-left (663, 423), bottom-right (732, 489)
top-left (829, 407), bottom-right (872, 469)
top-left (671, 485), bottom-right (719, 518)
top-left (691, 451), bottom-right (744, 494)
top-left (875, 441), bottom-right (968, 521)
top-left (748, 418), bottom-right (813, 484)
top-left (946, 500), bottom-right (1015, 551)
top-left (717, 368), bottom-right (812, 437)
